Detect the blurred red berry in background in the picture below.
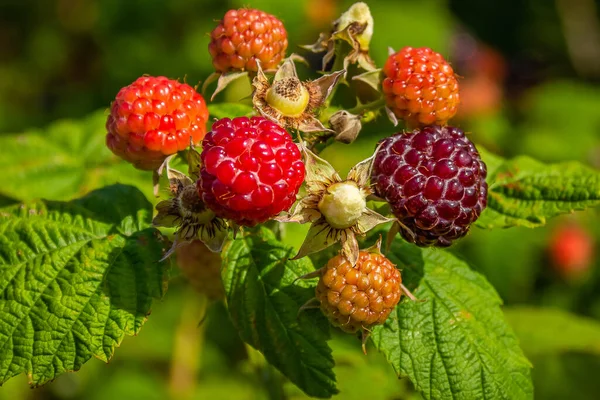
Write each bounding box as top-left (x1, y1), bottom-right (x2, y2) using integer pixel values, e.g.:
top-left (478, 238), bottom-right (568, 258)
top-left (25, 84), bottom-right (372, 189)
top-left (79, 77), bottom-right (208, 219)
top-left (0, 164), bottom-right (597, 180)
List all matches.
top-left (549, 223), bottom-right (595, 280)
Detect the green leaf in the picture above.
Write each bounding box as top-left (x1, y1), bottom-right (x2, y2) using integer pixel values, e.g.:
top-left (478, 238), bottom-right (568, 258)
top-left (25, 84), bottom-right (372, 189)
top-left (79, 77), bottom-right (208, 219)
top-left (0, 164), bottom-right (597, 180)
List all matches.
top-left (477, 155), bottom-right (600, 229)
top-left (207, 103), bottom-right (255, 120)
top-left (0, 111), bottom-right (153, 202)
top-left (0, 184), bottom-right (168, 386)
top-left (371, 238), bottom-right (533, 400)
top-left (222, 227), bottom-right (337, 398)
top-left (504, 306), bottom-right (600, 356)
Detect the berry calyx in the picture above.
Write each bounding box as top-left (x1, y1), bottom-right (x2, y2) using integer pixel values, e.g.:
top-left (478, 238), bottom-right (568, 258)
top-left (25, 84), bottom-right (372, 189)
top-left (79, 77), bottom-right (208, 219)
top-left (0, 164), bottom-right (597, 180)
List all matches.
top-left (277, 145), bottom-right (391, 266)
top-left (316, 250), bottom-right (402, 334)
top-left (153, 154), bottom-right (229, 255)
top-left (252, 58), bottom-right (344, 133)
top-left (382, 47), bottom-right (459, 128)
top-left (209, 8), bottom-right (288, 73)
top-left (318, 181), bottom-right (367, 229)
top-left (106, 76), bottom-right (209, 170)
top-left (372, 126), bottom-right (488, 247)
top-left (198, 116), bottom-right (305, 226)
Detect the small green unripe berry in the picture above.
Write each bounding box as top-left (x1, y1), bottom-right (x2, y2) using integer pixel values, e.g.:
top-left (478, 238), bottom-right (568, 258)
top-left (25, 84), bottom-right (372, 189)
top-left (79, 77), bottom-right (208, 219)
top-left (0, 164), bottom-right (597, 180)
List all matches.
top-left (318, 181), bottom-right (366, 229)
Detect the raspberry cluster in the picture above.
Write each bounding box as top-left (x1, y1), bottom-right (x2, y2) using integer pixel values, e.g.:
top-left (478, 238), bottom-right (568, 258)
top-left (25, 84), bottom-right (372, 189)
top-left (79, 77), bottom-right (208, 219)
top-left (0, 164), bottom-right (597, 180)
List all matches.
top-left (102, 6), bottom-right (489, 348)
top-left (316, 251), bottom-right (402, 333)
top-left (209, 8), bottom-right (288, 72)
top-left (372, 126), bottom-right (488, 246)
top-left (106, 76), bottom-right (209, 170)
top-left (197, 116), bottom-right (305, 226)
top-left (382, 47), bottom-right (459, 128)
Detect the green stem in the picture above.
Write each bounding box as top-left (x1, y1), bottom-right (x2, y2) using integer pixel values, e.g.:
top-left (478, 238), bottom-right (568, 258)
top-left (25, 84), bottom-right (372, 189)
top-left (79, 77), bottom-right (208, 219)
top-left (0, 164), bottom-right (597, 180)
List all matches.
top-left (324, 43), bottom-right (348, 108)
top-left (346, 97), bottom-right (386, 115)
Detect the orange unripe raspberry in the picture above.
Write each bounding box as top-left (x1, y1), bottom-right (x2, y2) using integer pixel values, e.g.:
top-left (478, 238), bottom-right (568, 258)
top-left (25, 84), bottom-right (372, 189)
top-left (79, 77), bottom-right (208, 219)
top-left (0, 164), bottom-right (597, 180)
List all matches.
top-left (176, 240), bottom-right (224, 300)
top-left (316, 251), bottom-right (402, 333)
top-left (209, 8), bottom-right (288, 73)
top-left (106, 76), bottom-right (209, 170)
top-left (382, 47), bottom-right (459, 128)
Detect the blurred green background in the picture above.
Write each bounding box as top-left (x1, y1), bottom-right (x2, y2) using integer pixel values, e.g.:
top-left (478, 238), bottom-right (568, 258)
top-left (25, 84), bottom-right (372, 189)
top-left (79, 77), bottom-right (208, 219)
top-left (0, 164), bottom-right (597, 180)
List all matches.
top-left (1, 0), bottom-right (600, 399)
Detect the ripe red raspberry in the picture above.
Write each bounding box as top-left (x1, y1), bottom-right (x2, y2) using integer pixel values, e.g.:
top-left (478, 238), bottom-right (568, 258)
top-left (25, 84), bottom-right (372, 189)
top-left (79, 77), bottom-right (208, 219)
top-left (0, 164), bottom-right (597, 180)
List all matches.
top-left (372, 126), bottom-right (487, 247)
top-left (549, 224), bottom-right (595, 279)
top-left (106, 76), bottom-right (209, 170)
top-left (208, 8), bottom-right (288, 73)
top-left (197, 116), bottom-right (304, 226)
top-left (316, 251), bottom-right (402, 333)
top-left (382, 47), bottom-right (459, 128)
top-left (176, 240), bottom-right (225, 300)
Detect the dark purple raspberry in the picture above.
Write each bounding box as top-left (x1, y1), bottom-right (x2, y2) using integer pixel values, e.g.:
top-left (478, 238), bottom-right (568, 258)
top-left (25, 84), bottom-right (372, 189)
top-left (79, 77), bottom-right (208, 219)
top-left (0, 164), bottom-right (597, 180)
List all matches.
top-left (372, 126), bottom-right (487, 247)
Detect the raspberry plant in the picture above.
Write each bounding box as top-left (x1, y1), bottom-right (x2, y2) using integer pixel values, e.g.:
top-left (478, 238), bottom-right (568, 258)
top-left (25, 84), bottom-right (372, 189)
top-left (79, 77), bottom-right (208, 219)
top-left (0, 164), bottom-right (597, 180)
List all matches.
top-left (1, 3), bottom-right (600, 399)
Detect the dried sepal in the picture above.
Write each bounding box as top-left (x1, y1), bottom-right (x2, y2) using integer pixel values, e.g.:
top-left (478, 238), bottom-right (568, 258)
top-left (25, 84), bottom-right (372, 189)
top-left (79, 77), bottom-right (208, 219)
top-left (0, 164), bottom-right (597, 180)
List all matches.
top-left (186, 145), bottom-right (202, 181)
top-left (291, 221), bottom-right (344, 260)
top-left (301, 143), bottom-right (341, 191)
top-left (301, 32), bottom-right (331, 59)
top-left (352, 69), bottom-right (382, 92)
top-left (202, 70), bottom-right (249, 101)
top-left (275, 203), bottom-right (321, 224)
top-left (341, 231), bottom-right (359, 266)
top-left (273, 57), bottom-right (298, 81)
top-left (363, 235), bottom-right (384, 255)
top-left (385, 106), bottom-right (399, 126)
top-left (346, 148), bottom-right (377, 187)
top-left (312, 70), bottom-right (345, 106)
top-left (251, 56), bottom-right (343, 133)
top-left (356, 208), bottom-right (395, 234)
top-left (167, 166), bottom-right (194, 190)
top-left (152, 200), bottom-right (181, 227)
